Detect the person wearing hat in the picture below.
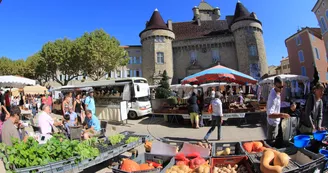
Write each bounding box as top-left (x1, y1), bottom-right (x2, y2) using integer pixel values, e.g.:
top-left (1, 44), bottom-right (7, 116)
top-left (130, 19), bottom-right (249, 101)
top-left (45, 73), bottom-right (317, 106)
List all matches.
top-left (85, 89), bottom-right (96, 116)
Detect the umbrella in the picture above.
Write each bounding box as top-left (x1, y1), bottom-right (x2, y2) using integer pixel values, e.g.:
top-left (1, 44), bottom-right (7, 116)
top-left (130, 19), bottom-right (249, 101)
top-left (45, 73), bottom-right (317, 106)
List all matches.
top-left (0, 75), bottom-right (36, 88)
top-left (181, 65), bottom-right (257, 85)
top-left (23, 85), bottom-right (49, 95)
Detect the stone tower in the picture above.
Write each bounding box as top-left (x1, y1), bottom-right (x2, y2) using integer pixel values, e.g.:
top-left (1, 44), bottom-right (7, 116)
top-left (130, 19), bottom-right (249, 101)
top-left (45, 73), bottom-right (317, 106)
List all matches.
top-left (139, 9), bottom-right (175, 85)
top-left (231, 2), bottom-right (268, 80)
top-left (192, 1), bottom-right (221, 22)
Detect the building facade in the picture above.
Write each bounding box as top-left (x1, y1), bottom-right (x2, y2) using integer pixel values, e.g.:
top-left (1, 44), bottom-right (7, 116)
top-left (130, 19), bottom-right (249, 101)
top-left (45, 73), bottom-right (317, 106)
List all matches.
top-left (137, 1), bottom-right (268, 84)
top-left (313, 0), bottom-right (328, 53)
top-left (285, 27), bottom-right (328, 82)
top-left (48, 1), bottom-right (269, 86)
top-left (280, 56), bottom-right (291, 74)
top-left (268, 65), bottom-right (278, 76)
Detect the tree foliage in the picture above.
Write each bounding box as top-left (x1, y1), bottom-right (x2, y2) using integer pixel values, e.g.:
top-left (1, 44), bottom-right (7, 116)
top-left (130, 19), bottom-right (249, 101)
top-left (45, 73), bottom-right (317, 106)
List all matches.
top-left (0, 29), bottom-right (127, 86)
top-left (75, 29), bottom-right (128, 81)
top-left (155, 70), bottom-right (171, 99)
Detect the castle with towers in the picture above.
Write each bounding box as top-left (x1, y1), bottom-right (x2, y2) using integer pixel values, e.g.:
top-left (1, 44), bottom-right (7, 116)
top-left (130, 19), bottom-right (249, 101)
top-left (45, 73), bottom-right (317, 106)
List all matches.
top-left (127, 1), bottom-right (268, 85)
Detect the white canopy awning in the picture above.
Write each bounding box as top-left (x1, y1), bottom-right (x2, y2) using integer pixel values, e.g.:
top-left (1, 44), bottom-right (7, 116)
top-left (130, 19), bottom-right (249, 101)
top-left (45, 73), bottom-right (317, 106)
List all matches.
top-left (259, 74), bottom-right (309, 85)
top-left (0, 75), bottom-right (36, 88)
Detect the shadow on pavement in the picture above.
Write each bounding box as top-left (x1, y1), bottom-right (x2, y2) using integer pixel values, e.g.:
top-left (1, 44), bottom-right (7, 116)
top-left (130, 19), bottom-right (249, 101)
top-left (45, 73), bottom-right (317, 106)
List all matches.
top-left (162, 137), bottom-right (202, 142)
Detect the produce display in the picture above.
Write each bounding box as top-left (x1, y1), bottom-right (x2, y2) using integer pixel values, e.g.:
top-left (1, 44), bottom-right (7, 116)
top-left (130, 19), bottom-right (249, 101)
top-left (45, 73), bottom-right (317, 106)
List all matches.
top-left (213, 164), bottom-right (249, 173)
top-left (166, 152), bottom-right (210, 173)
top-left (2, 135), bottom-right (99, 172)
top-left (144, 140), bottom-right (152, 152)
top-left (125, 137), bottom-right (140, 144)
top-left (195, 142), bottom-right (212, 150)
top-left (216, 148), bottom-right (231, 156)
top-left (242, 141), bottom-right (267, 153)
top-left (120, 158), bottom-right (162, 172)
top-left (260, 149), bottom-right (289, 173)
top-left (108, 134), bottom-right (125, 145)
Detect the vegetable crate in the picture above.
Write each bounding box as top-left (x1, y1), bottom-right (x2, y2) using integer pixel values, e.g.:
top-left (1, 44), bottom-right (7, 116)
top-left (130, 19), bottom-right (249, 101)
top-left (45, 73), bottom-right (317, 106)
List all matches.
top-left (78, 155), bottom-right (103, 171)
top-left (112, 153), bottom-right (175, 173)
top-left (124, 136), bottom-right (143, 151)
top-left (248, 152), bottom-right (299, 173)
top-left (50, 157), bottom-right (79, 173)
top-left (12, 164), bottom-right (52, 173)
top-left (241, 140), bottom-right (271, 154)
top-left (210, 156), bottom-right (253, 173)
top-left (278, 146), bottom-right (325, 173)
top-left (212, 142), bottom-right (246, 157)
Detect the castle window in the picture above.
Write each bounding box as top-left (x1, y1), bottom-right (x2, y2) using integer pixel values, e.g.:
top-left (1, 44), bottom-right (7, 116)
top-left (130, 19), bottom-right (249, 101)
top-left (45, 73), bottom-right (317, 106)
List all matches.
top-left (248, 45), bottom-right (257, 56)
top-left (128, 57), bottom-right (133, 64)
top-left (301, 66), bottom-right (306, 76)
top-left (155, 36), bottom-right (165, 43)
top-left (315, 47), bottom-right (320, 60)
top-left (320, 16), bottom-right (327, 33)
top-left (298, 50), bottom-right (304, 62)
top-left (295, 35), bottom-right (302, 46)
top-left (135, 57), bottom-right (141, 64)
top-left (136, 70), bottom-right (140, 77)
top-left (117, 70), bottom-right (121, 78)
top-left (157, 52), bottom-right (164, 64)
top-left (127, 70), bottom-right (131, 77)
top-left (211, 49), bottom-right (220, 63)
top-left (190, 51), bottom-right (197, 63)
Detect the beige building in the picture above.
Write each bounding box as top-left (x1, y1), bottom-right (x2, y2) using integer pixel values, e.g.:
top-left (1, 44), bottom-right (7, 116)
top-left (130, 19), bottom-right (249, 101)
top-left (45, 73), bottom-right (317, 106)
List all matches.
top-left (137, 1), bottom-right (268, 84)
top-left (313, 0), bottom-right (328, 53)
top-left (268, 65), bottom-right (278, 76)
top-left (280, 56), bottom-right (291, 74)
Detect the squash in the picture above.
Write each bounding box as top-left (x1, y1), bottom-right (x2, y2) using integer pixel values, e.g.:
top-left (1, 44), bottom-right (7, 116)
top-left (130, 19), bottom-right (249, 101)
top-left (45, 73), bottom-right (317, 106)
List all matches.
top-left (139, 163), bottom-right (154, 171)
top-left (121, 159), bottom-right (140, 172)
top-left (260, 150), bottom-right (283, 173)
top-left (242, 142), bottom-right (253, 152)
top-left (274, 152), bottom-right (289, 167)
top-left (252, 142), bottom-right (263, 151)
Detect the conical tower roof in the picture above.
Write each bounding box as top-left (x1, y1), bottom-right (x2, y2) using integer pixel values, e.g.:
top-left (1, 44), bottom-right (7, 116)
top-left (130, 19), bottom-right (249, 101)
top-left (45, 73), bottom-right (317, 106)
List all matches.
top-left (139, 9), bottom-right (171, 36)
top-left (231, 2), bottom-right (260, 25)
top-left (198, 1), bottom-right (214, 11)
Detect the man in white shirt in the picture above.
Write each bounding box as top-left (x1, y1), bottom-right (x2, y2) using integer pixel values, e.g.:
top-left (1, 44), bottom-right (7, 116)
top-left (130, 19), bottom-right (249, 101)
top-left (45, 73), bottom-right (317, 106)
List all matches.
top-left (266, 77), bottom-right (290, 140)
top-left (204, 93), bottom-right (223, 141)
top-left (38, 105), bottom-right (62, 135)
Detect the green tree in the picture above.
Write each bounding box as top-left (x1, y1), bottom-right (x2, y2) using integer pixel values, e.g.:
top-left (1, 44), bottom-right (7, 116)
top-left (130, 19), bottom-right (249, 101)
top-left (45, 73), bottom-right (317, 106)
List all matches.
top-left (155, 70), bottom-right (171, 99)
top-left (25, 53), bottom-right (50, 85)
top-left (40, 38), bottom-right (82, 86)
top-left (0, 57), bottom-right (15, 75)
top-left (75, 29), bottom-right (128, 81)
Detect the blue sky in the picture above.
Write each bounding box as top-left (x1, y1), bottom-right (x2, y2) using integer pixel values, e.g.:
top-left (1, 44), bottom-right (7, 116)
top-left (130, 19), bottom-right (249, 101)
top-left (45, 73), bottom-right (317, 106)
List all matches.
top-left (0, 0), bottom-right (319, 66)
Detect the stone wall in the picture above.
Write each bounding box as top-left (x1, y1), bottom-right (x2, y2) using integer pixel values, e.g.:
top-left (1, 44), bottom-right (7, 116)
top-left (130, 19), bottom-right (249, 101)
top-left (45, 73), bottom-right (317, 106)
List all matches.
top-left (172, 36), bottom-right (238, 84)
top-left (140, 29), bottom-right (175, 85)
top-left (231, 20), bottom-right (268, 79)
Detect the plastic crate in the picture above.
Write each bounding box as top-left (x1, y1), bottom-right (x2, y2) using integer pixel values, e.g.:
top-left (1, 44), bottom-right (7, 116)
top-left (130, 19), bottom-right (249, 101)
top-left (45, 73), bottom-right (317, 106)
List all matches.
top-left (13, 164), bottom-right (52, 173)
top-left (241, 140), bottom-right (271, 154)
top-left (248, 152), bottom-right (299, 173)
top-left (50, 157), bottom-right (79, 173)
top-left (124, 137), bottom-right (143, 150)
top-left (212, 142), bottom-right (246, 157)
top-left (210, 156), bottom-right (253, 173)
top-left (78, 155), bottom-right (102, 171)
top-left (278, 146), bottom-right (325, 173)
top-left (112, 153), bottom-right (174, 173)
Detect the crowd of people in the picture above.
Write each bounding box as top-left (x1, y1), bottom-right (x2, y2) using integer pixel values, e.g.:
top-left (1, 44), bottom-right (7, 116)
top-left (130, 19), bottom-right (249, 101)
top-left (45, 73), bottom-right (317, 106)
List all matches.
top-left (0, 88), bottom-right (101, 146)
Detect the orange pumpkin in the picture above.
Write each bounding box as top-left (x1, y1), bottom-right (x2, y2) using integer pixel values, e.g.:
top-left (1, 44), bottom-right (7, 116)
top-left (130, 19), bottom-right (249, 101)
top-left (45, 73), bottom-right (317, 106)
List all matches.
top-left (139, 163), bottom-right (154, 171)
top-left (121, 159), bottom-right (140, 172)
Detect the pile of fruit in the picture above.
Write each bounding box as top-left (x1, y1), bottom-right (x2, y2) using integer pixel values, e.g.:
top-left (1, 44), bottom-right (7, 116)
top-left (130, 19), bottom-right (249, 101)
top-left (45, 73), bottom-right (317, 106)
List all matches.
top-left (120, 158), bottom-right (163, 172)
top-left (216, 148), bottom-right (231, 156)
top-left (144, 140), bottom-right (152, 152)
top-left (242, 141), bottom-right (267, 153)
top-left (166, 152), bottom-right (210, 173)
top-left (213, 164), bottom-right (249, 173)
top-left (260, 148), bottom-right (289, 173)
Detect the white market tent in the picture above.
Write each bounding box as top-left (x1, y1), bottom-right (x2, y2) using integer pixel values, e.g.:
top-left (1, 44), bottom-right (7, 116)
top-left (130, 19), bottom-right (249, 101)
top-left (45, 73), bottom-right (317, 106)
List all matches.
top-left (23, 85), bottom-right (49, 95)
top-left (259, 74), bottom-right (309, 85)
top-left (0, 75), bottom-right (36, 88)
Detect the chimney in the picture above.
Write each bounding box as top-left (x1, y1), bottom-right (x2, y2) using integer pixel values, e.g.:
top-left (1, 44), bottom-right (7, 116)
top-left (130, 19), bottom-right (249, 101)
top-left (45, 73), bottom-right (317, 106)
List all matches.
top-left (167, 20), bottom-right (173, 30)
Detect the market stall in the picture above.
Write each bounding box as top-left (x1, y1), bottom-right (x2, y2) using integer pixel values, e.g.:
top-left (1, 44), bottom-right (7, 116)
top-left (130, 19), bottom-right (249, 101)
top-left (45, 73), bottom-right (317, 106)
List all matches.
top-left (259, 74), bottom-right (310, 108)
top-left (23, 85), bottom-right (49, 95)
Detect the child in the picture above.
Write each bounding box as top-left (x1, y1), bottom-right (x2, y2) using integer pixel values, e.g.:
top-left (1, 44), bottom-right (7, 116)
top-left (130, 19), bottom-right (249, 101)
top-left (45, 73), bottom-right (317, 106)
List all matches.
top-left (63, 114), bottom-right (75, 137)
